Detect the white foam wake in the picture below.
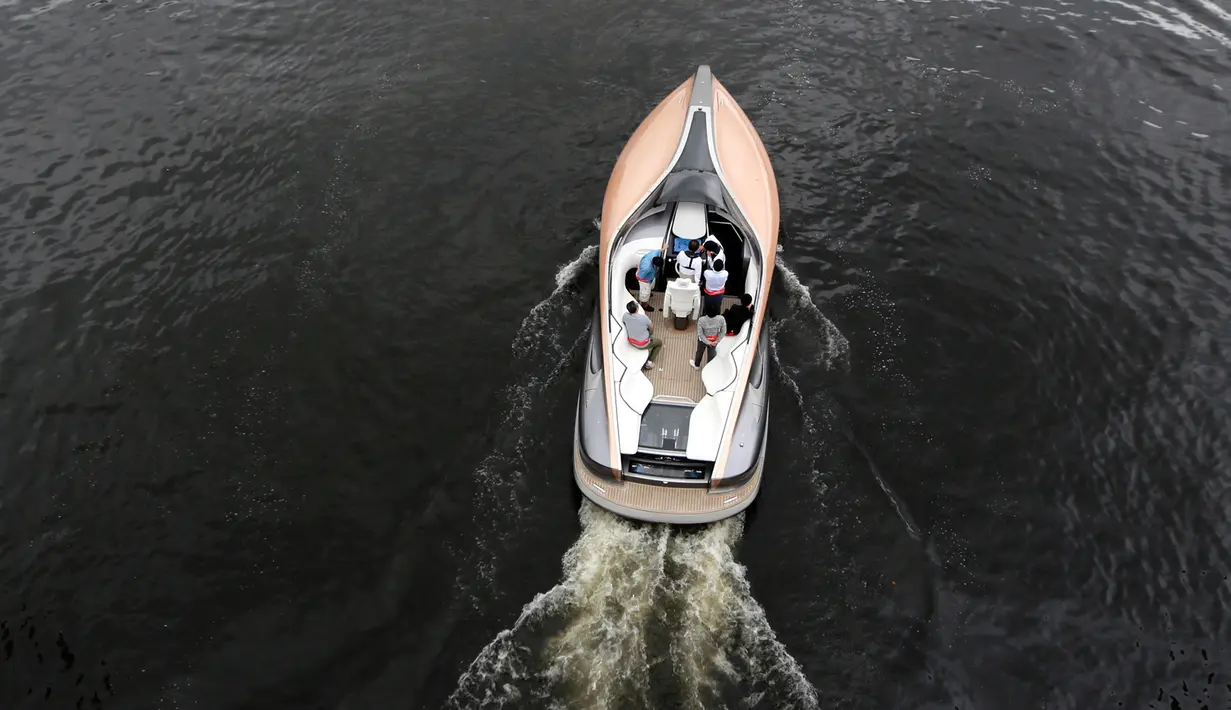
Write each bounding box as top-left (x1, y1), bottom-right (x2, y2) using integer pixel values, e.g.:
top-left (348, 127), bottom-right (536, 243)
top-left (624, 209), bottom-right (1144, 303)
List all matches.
top-left (446, 581), bottom-right (573, 709)
top-left (1097, 0), bottom-right (1231, 48)
top-left (480, 241), bottom-right (597, 459)
top-left (665, 516), bottom-right (820, 710)
top-left (766, 257), bottom-right (851, 498)
top-left (448, 503), bottom-right (820, 710)
top-left (506, 243), bottom-right (598, 408)
top-left (459, 243), bottom-right (598, 599)
top-left (773, 256), bottom-right (850, 372)
top-left (448, 503), bottom-right (669, 710)
top-left (543, 503), bottom-right (671, 709)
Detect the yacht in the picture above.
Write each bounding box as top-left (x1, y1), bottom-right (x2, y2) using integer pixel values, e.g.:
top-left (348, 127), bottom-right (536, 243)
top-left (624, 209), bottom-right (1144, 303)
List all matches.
top-left (573, 65), bottom-right (779, 524)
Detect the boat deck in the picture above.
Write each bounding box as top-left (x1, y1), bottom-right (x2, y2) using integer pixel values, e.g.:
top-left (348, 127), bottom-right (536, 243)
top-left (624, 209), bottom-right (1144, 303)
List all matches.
top-left (638, 290), bottom-right (738, 404)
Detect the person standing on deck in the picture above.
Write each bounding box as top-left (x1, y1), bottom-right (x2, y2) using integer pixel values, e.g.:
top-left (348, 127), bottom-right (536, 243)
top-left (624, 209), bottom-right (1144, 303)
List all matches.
top-left (701, 235), bottom-right (725, 270)
top-left (622, 301), bottom-right (661, 371)
top-left (636, 252), bottom-right (664, 311)
top-left (690, 302), bottom-right (726, 369)
top-left (701, 258), bottom-right (728, 314)
top-left (675, 239), bottom-right (703, 282)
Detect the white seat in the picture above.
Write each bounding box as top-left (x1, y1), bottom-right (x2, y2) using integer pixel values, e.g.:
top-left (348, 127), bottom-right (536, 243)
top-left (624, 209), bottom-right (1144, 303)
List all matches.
top-left (672, 202), bottom-right (708, 240)
top-left (714, 321), bottom-right (748, 358)
top-left (664, 278), bottom-right (701, 321)
top-left (685, 390), bottom-right (735, 461)
top-left (616, 398), bottom-right (643, 454)
top-left (619, 368), bottom-right (654, 415)
top-left (703, 336), bottom-right (749, 395)
top-left (701, 352), bottom-right (738, 395)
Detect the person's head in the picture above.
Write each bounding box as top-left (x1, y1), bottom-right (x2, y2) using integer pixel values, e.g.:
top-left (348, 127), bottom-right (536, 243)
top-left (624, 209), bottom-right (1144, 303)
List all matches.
top-left (740, 293), bottom-right (753, 308)
top-left (704, 241), bottom-right (719, 253)
top-left (652, 256), bottom-right (664, 268)
top-left (713, 258), bottom-right (724, 272)
top-left (626, 300), bottom-right (639, 314)
top-left (688, 239), bottom-right (700, 252)
top-left (704, 302), bottom-right (719, 318)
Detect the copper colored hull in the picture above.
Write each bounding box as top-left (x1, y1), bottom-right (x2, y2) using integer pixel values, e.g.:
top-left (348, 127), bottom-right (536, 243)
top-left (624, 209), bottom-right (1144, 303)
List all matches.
top-left (582, 66), bottom-right (779, 524)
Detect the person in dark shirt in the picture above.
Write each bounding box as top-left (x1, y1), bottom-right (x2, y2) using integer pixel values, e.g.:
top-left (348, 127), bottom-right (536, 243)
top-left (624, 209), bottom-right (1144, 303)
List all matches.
top-left (722, 293), bottom-right (755, 336)
top-left (701, 235), bottom-right (725, 270)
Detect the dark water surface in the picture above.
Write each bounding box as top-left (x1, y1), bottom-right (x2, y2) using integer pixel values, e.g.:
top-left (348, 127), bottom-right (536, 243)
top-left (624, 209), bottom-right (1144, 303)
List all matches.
top-left (2, 0), bottom-right (1230, 707)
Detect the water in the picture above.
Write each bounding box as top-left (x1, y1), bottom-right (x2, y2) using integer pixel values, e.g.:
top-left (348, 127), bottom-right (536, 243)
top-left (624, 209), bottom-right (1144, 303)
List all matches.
top-left (1, 0), bottom-right (1229, 707)
top-left (449, 501), bottom-right (818, 710)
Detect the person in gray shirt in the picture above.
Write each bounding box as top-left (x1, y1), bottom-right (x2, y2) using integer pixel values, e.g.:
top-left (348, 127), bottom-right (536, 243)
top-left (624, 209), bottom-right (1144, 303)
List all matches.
top-left (691, 302), bottom-right (726, 369)
top-left (622, 300), bottom-right (661, 370)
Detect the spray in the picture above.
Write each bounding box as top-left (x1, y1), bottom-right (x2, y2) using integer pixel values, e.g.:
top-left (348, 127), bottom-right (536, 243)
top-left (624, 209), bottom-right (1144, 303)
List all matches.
top-left (448, 504), bottom-right (820, 710)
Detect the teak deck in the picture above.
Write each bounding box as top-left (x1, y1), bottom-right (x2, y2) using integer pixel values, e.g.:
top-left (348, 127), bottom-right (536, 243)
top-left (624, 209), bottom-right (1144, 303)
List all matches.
top-left (634, 290), bottom-right (739, 404)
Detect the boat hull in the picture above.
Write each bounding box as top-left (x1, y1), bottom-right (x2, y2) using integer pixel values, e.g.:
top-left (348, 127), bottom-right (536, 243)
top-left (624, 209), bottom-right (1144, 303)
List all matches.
top-left (576, 65), bottom-right (778, 525)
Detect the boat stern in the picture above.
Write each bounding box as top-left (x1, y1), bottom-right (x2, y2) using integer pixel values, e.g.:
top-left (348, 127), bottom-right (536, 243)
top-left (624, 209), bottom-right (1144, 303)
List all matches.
top-left (572, 433), bottom-right (763, 525)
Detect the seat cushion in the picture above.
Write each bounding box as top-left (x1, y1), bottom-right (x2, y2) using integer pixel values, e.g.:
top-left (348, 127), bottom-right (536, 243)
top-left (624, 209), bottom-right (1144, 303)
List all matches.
top-left (619, 368), bottom-right (654, 415)
top-left (613, 332), bottom-right (651, 370)
top-left (671, 201), bottom-right (708, 240)
top-left (665, 278), bottom-right (700, 318)
top-left (715, 321), bottom-right (749, 358)
top-left (685, 390), bottom-right (735, 461)
top-left (701, 352), bottom-right (738, 395)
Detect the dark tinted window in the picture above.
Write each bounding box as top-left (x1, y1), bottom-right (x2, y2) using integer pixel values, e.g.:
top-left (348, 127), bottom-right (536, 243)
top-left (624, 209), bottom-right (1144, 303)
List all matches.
top-left (750, 320), bottom-right (767, 389)
top-left (638, 403), bottom-right (692, 452)
top-left (588, 308), bottom-right (602, 374)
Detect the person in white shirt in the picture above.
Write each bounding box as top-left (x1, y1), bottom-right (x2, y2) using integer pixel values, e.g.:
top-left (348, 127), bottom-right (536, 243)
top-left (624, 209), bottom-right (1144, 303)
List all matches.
top-left (675, 239), bottom-right (704, 282)
top-left (701, 258), bottom-right (728, 314)
top-left (701, 235), bottom-right (725, 269)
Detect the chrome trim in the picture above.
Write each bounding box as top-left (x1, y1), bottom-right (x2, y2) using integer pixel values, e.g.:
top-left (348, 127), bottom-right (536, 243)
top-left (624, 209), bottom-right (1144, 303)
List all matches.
top-left (652, 394), bottom-right (696, 405)
top-left (623, 471), bottom-right (709, 487)
top-left (635, 446), bottom-right (689, 457)
top-left (687, 65), bottom-right (715, 110)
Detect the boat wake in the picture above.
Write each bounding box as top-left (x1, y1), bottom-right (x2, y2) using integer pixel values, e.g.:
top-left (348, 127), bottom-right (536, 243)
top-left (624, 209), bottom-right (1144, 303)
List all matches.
top-left (767, 257), bottom-right (851, 493)
top-left (446, 249), bottom-right (854, 709)
top-left (770, 257), bottom-right (941, 671)
top-left (772, 256), bottom-right (850, 374)
top-left (447, 502), bottom-right (818, 710)
top-left (462, 243), bottom-right (599, 600)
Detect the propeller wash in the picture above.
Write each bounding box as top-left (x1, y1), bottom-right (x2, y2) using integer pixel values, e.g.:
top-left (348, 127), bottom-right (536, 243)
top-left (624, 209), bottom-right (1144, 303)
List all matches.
top-left (447, 502), bottom-right (819, 710)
